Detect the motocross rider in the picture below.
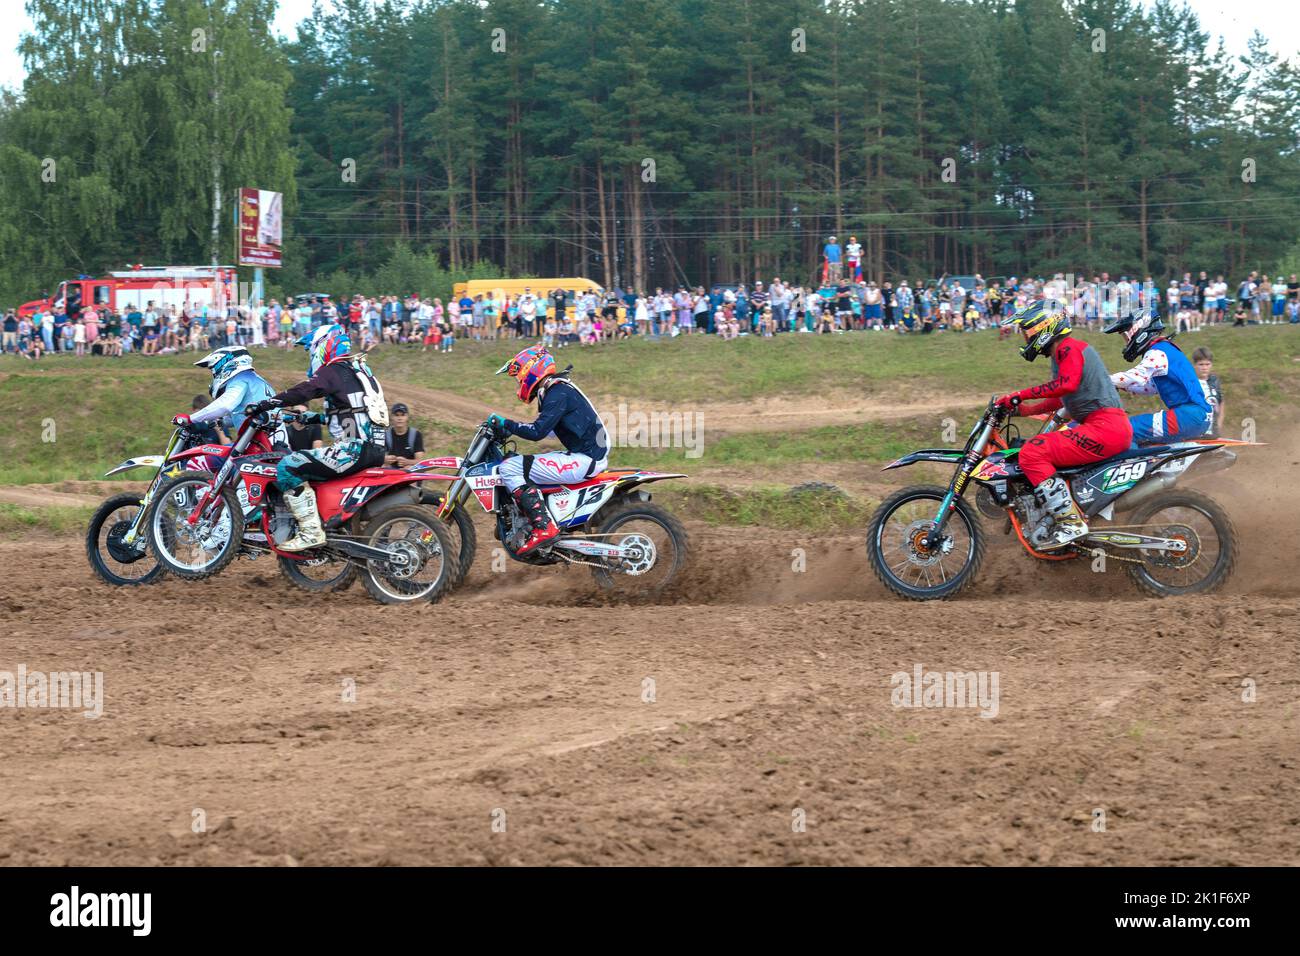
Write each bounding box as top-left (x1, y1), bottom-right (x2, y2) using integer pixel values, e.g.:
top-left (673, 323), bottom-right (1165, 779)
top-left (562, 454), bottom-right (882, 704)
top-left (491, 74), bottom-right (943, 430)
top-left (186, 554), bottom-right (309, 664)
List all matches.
top-left (490, 346), bottom-right (609, 555)
top-left (244, 324), bottom-right (389, 551)
top-left (172, 345), bottom-right (278, 442)
top-left (996, 303), bottom-right (1132, 550)
top-left (1103, 308), bottom-right (1212, 444)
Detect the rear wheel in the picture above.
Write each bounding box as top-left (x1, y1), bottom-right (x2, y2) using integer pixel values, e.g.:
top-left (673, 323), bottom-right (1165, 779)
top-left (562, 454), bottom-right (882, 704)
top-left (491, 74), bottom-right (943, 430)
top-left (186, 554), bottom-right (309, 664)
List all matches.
top-left (867, 485), bottom-right (985, 600)
top-left (146, 471), bottom-right (244, 580)
top-left (588, 502), bottom-right (689, 596)
top-left (86, 492), bottom-right (164, 586)
top-left (1125, 489), bottom-right (1236, 597)
top-left (359, 506), bottom-right (456, 605)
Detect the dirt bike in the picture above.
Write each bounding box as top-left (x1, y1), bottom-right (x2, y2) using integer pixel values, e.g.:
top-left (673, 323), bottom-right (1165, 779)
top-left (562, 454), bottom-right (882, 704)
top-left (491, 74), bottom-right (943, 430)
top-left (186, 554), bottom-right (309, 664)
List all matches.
top-left (420, 420), bottom-right (689, 595)
top-left (866, 397), bottom-right (1243, 600)
top-left (144, 410), bottom-right (457, 605)
top-left (85, 424), bottom-right (276, 587)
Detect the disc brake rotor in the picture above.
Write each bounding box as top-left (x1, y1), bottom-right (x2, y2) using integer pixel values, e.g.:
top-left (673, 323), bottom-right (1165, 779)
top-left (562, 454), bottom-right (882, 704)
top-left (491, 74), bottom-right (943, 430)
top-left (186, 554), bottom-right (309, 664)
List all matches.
top-left (106, 519), bottom-right (147, 564)
top-left (903, 519), bottom-right (953, 567)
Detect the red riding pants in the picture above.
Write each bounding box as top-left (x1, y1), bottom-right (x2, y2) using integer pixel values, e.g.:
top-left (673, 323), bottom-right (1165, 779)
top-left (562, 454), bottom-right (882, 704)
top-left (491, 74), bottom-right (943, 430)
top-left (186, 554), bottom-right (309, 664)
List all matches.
top-left (1018, 407), bottom-right (1133, 486)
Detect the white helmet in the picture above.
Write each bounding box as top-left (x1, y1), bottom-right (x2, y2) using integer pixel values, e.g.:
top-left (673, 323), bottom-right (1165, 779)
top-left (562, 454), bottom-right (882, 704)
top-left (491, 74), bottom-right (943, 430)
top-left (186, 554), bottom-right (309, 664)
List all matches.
top-left (195, 346), bottom-right (254, 398)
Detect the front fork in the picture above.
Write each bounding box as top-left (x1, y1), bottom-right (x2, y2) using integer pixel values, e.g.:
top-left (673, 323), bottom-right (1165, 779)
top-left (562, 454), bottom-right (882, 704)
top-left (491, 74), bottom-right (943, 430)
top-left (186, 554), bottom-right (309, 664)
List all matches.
top-left (924, 420), bottom-right (995, 550)
top-left (125, 429), bottom-right (185, 546)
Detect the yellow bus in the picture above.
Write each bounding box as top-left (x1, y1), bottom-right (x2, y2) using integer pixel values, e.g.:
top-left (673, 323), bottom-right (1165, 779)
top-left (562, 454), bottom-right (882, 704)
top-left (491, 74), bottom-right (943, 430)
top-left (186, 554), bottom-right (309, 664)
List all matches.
top-left (450, 277), bottom-right (610, 320)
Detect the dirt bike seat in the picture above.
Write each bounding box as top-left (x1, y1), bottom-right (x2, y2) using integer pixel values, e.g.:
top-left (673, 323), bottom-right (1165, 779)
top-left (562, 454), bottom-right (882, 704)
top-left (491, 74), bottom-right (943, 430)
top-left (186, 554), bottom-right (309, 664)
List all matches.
top-left (546, 468), bottom-right (639, 492)
top-left (1057, 444), bottom-right (1172, 475)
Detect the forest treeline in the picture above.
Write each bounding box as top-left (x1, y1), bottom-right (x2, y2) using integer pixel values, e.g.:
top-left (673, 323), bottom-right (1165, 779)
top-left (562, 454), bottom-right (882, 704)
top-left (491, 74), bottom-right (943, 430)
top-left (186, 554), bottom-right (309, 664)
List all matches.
top-left (1, 0), bottom-right (1298, 303)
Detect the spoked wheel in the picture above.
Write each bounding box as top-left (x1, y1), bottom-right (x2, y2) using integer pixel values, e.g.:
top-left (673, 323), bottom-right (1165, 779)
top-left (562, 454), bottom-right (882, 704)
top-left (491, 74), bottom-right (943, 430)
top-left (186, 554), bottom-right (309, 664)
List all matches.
top-left (867, 485), bottom-right (985, 600)
top-left (420, 490), bottom-right (477, 584)
top-left (278, 552), bottom-right (357, 593)
top-left (146, 471), bottom-right (244, 580)
top-left (86, 492), bottom-right (164, 586)
top-left (589, 503), bottom-right (689, 596)
top-left (359, 506), bottom-right (455, 605)
top-left (1125, 490), bottom-right (1237, 597)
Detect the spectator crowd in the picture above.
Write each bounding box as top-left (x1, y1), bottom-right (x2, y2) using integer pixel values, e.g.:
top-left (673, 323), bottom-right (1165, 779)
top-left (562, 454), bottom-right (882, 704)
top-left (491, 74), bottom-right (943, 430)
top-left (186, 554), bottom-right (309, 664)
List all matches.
top-left (5, 264), bottom-right (1299, 360)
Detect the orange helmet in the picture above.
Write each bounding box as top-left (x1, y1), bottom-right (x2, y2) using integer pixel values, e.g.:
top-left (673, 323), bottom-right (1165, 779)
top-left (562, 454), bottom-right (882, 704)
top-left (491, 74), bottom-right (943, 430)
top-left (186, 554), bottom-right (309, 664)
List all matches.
top-left (497, 346), bottom-right (556, 403)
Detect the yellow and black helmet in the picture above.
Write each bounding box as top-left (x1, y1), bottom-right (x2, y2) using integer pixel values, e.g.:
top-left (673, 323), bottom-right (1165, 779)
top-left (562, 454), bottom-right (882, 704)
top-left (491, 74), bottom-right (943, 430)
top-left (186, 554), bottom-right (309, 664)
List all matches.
top-left (1001, 302), bottom-right (1071, 362)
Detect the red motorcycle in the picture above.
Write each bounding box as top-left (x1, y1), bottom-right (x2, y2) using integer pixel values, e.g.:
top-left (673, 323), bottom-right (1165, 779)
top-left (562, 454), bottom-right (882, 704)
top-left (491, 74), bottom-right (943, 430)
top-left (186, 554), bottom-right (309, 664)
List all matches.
top-left (144, 410), bottom-right (457, 604)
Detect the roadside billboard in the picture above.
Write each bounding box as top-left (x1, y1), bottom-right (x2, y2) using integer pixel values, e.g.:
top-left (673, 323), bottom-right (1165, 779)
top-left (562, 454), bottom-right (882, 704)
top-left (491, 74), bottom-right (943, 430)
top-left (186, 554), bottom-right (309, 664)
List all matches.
top-left (237, 187), bottom-right (283, 268)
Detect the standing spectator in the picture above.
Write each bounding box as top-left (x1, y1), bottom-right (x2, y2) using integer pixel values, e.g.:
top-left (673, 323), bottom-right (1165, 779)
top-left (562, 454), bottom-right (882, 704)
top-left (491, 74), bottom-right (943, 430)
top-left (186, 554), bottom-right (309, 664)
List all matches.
top-left (519, 288), bottom-right (538, 336)
top-left (862, 281), bottom-right (882, 329)
top-left (384, 403), bottom-right (425, 467)
top-left (40, 307), bottom-right (55, 353)
top-left (823, 235), bottom-right (842, 283)
top-left (438, 302), bottom-right (454, 353)
top-left (285, 404), bottom-right (322, 452)
top-left (2, 309), bottom-right (18, 353)
top-left (1191, 348), bottom-right (1224, 438)
top-left (675, 287), bottom-right (693, 334)
top-left (73, 317), bottom-right (87, 357)
top-left (1237, 271), bottom-right (1257, 320)
top-left (844, 236), bottom-right (862, 281)
top-left (535, 291), bottom-right (548, 339)
top-left (749, 282), bottom-right (768, 329)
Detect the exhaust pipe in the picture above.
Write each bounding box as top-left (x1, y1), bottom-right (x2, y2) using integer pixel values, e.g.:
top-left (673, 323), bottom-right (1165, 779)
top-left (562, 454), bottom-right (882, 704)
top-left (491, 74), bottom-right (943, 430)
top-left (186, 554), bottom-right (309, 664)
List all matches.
top-left (1113, 474), bottom-right (1177, 513)
top-left (1192, 448), bottom-right (1237, 477)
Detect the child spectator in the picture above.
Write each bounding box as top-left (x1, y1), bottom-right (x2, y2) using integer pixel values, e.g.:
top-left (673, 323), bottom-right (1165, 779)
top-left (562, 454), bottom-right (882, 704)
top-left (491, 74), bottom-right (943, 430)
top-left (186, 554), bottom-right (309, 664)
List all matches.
top-left (1191, 347), bottom-right (1224, 438)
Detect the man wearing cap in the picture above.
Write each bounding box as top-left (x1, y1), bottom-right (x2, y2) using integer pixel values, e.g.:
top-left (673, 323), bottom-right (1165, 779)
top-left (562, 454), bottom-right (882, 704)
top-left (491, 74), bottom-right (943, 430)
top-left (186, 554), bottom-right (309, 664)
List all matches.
top-left (824, 235), bottom-right (842, 283)
top-left (384, 403), bottom-right (425, 467)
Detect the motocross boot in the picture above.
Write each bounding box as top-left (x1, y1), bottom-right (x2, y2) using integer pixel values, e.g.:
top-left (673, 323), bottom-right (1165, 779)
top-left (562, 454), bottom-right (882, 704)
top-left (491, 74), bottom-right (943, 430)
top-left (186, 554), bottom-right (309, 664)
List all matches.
top-left (513, 484), bottom-right (559, 555)
top-left (1030, 475), bottom-right (1089, 551)
top-left (280, 485), bottom-right (327, 551)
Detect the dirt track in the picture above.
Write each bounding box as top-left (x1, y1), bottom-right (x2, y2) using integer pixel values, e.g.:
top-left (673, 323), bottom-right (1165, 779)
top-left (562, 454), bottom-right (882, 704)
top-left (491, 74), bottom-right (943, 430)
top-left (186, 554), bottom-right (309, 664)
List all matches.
top-left (2, 464), bottom-right (1298, 865)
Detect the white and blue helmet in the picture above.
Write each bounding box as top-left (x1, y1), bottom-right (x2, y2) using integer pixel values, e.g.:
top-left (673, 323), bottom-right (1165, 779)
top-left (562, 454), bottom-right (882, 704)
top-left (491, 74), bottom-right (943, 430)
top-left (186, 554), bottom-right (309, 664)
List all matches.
top-left (195, 345), bottom-right (255, 398)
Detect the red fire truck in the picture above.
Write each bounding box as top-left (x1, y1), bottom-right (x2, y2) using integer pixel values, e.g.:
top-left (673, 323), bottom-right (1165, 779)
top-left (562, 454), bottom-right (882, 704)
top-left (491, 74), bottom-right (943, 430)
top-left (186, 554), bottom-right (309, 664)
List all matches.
top-left (17, 265), bottom-right (237, 319)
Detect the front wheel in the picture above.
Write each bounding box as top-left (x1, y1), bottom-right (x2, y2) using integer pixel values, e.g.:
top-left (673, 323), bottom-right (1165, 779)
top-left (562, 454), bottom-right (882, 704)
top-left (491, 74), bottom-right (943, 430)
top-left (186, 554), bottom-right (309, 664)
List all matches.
top-left (867, 485), bottom-right (985, 600)
top-left (278, 553), bottom-right (357, 593)
top-left (1124, 489), bottom-right (1237, 597)
top-left (359, 506), bottom-right (456, 605)
top-left (146, 471), bottom-right (244, 580)
top-left (86, 492), bottom-right (164, 586)
top-left (420, 489), bottom-right (477, 584)
top-left (588, 502), bottom-right (689, 596)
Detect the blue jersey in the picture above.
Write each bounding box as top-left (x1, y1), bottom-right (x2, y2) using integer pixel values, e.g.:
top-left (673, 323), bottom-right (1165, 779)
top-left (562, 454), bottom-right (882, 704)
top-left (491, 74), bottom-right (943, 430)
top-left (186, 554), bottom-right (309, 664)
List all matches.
top-left (1150, 341), bottom-right (1211, 415)
top-left (191, 368), bottom-right (277, 433)
top-left (1112, 340), bottom-right (1212, 444)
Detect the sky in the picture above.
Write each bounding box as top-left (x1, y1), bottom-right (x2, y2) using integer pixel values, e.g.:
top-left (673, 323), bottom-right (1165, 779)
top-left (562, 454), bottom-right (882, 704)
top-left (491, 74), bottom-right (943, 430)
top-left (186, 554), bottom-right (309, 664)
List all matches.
top-left (2, 0), bottom-right (1298, 93)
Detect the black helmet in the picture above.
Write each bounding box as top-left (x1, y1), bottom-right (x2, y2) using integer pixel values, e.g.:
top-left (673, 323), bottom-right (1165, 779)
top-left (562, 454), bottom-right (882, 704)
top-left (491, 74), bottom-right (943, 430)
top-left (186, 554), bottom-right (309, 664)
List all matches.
top-left (1103, 308), bottom-right (1165, 363)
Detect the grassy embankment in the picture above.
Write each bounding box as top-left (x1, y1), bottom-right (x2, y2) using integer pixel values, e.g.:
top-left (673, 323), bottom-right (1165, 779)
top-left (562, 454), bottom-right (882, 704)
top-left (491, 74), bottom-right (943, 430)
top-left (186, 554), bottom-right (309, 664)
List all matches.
top-left (2, 325), bottom-right (1295, 531)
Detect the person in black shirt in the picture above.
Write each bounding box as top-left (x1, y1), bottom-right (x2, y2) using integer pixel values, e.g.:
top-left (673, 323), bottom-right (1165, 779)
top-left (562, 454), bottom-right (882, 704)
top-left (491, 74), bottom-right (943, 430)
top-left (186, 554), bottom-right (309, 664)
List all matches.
top-left (384, 402), bottom-right (424, 467)
top-left (285, 404), bottom-right (323, 452)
